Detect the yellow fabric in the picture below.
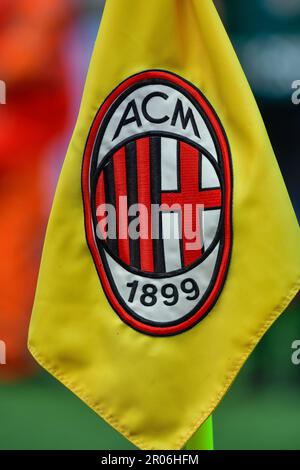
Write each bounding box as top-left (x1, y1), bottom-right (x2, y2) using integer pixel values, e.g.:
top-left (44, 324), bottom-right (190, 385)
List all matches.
top-left (28, 0), bottom-right (300, 450)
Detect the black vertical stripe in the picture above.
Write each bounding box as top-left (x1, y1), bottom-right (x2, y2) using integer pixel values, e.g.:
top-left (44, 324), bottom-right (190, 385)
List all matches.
top-left (198, 151), bottom-right (202, 191)
top-left (126, 141), bottom-right (140, 269)
top-left (150, 136), bottom-right (166, 273)
top-left (104, 161), bottom-right (118, 255)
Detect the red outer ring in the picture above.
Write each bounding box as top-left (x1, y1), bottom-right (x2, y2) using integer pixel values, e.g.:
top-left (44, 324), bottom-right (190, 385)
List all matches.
top-left (82, 70), bottom-right (232, 336)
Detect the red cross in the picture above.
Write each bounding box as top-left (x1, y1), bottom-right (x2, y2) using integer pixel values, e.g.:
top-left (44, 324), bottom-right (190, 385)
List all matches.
top-left (161, 141), bottom-right (222, 266)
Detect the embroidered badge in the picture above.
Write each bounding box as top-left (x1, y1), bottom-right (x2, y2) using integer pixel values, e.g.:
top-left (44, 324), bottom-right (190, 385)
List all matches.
top-left (82, 70), bottom-right (233, 336)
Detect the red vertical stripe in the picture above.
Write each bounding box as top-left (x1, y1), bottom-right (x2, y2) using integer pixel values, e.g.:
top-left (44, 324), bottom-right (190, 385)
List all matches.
top-left (95, 172), bottom-right (107, 241)
top-left (136, 137), bottom-right (154, 272)
top-left (180, 142), bottom-right (203, 266)
top-left (113, 148), bottom-right (130, 265)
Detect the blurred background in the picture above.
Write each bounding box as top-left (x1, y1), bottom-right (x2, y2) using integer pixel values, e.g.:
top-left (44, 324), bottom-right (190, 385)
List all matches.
top-left (0, 0), bottom-right (299, 450)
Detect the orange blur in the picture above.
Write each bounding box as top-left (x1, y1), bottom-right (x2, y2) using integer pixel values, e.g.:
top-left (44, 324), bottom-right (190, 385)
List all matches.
top-left (0, 0), bottom-right (73, 379)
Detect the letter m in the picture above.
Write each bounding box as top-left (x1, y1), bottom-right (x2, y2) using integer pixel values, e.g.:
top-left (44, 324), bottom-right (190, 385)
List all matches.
top-left (171, 98), bottom-right (200, 138)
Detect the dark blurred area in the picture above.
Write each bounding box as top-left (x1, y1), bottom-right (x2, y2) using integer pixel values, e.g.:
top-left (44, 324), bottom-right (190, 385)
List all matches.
top-left (213, 0), bottom-right (300, 449)
top-left (221, 0), bottom-right (300, 218)
top-left (0, 0), bottom-right (299, 450)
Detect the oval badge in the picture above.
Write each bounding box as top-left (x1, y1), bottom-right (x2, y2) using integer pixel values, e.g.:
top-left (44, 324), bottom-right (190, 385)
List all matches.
top-left (82, 70), bottom-right (233, 336)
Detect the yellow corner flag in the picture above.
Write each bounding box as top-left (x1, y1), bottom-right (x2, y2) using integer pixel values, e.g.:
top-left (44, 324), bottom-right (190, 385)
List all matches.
top-left (28, 0), bottom-right (300, 449)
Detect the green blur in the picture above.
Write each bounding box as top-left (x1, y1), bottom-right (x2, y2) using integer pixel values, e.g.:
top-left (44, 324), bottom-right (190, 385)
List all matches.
top-left (0, 299), bottom-right (299, 450)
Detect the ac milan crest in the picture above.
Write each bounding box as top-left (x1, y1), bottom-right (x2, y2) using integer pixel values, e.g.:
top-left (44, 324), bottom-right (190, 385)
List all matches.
top-left (82, 70), bottom-right (233, 336)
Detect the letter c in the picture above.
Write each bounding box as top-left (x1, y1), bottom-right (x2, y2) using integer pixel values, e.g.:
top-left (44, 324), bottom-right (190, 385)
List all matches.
top-left (141, 92), bottom-right (169, 124)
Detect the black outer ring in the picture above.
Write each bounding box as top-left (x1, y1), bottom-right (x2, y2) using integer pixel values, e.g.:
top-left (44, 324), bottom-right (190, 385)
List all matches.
top-left (81, 69), bottom-right (234, 336)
